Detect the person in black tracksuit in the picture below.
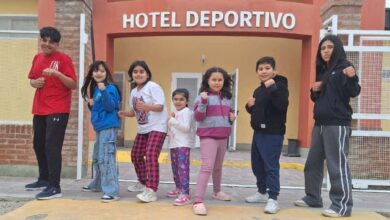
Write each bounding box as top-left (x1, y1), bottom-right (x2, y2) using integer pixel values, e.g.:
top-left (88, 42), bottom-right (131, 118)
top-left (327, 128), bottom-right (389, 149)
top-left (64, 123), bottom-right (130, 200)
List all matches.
top-left (295, 35), bottom-right (361, 218)
top-left (245, 56), bottom-right (289, 214)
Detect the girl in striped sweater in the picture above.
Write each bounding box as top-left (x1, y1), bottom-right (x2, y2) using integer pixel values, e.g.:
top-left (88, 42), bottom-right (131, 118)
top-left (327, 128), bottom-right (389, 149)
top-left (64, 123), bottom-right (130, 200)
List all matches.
top-left (192, 67), bottom-right (236, 216)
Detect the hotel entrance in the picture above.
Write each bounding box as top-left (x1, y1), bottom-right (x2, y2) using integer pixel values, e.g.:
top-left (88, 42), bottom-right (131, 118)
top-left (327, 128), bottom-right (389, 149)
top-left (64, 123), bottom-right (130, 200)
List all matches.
top-left (90, 0), bottom-right (322, 149)
top-left (112, 36), bottom-right (303, 150)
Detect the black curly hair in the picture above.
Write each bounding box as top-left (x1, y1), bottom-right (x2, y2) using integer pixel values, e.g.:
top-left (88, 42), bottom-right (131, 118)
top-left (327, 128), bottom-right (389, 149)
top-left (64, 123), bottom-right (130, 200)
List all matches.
top-left (199, 67), bottom-right (232, 99)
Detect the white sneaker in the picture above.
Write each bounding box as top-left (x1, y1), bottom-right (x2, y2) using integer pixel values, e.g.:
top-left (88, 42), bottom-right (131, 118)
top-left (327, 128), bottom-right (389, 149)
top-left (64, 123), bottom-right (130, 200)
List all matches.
top-left (294, 199), bottom-right (309, 207)
top-left (137, 188), bottom-right (157, 202)
top-left (127, 182), bottom-right (146, 192)
top-left (264, 199), bottom-right (280, 214)
top-left (245, 192), bottom-right (267, 203)
top-left (322, 209), bottom-right (344, 218)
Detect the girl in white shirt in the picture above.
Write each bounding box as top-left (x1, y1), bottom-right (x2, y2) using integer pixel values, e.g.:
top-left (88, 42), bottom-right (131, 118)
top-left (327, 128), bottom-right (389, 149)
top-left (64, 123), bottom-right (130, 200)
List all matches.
top-left (167, 88), bottom-right (196, 206)
top-left (119, 60), bottom-right (167, 203)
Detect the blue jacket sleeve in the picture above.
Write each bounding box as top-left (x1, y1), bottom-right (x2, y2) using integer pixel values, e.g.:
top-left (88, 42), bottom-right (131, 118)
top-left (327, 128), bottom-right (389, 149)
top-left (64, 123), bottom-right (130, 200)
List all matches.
top-left (101, 85), bottom-right (120, 112)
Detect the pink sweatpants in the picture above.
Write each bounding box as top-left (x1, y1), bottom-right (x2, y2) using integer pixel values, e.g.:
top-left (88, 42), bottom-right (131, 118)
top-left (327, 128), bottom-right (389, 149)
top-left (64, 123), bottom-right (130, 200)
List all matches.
top-left (194, 138), bottom-right (227, 203)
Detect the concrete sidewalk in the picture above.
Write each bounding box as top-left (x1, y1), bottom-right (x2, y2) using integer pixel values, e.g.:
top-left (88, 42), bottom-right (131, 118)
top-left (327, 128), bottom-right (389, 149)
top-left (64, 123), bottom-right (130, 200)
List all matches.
top-left (1, 199), bottom-right (387, 220)
top-left (0, 148), bottom-right (389, 219)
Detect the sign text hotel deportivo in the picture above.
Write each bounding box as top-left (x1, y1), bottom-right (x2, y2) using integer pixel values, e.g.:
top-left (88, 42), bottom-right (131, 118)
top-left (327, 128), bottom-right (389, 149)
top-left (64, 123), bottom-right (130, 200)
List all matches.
top-left (123, 11), bottom-right (296, 30)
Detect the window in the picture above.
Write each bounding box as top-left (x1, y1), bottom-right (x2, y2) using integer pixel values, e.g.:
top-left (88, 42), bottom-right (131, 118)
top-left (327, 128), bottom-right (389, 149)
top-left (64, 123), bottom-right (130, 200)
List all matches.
top-left (0, 15), bottom-right (38, 38)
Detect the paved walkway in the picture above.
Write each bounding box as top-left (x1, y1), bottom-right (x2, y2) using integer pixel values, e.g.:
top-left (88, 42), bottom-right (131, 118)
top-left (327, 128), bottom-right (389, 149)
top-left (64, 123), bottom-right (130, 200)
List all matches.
top-left (1, 199), bottom-right (387, 220)
top-left (0, 148), bottom-right (389, 219)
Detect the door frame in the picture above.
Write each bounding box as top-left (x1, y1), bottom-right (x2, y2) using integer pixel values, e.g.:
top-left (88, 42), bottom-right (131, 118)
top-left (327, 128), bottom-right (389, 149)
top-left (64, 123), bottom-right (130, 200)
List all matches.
top-left (229, 69), bottom-right (239, 151)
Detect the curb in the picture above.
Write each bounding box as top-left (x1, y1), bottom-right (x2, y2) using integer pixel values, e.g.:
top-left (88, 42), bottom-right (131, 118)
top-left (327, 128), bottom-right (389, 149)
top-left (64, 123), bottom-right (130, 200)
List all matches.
top-left (88, 151), bottom-right (304, 170)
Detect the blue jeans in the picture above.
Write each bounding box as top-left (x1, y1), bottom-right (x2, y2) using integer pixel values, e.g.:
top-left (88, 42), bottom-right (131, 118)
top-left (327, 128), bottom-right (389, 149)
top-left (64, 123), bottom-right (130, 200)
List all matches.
top-left (88, 128), bottom-right (119, 197)
top-left (251, 131), bottom-right (283, 200)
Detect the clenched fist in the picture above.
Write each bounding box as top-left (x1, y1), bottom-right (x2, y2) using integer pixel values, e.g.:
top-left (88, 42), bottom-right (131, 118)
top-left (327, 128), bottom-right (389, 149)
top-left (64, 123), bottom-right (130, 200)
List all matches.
top-left (247, 97), bottom-right (256, 107)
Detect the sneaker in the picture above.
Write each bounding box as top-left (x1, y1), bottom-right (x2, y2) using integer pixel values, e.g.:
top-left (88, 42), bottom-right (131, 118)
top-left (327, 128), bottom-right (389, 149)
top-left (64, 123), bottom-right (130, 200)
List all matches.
top-left (166, 188), bottom-right (181, 198)
top-left (322, 209), bottom-right (348, 218)
top-left (211, 191), bottom-right (231, 201)
top-left (35, 187), bottom-right (63, 200)
top-left (192, 203), bottom-right (207, 215)
top-left (264, 199), bottom-right (280, 214)
top-left (245, 192), bottom-right (267, 203)
top-left (137, 188), bottom-right (157, 202)
top-left (127, 182), bottom-right (146, 192)
top-left (101, 194), bottom-right (119, 203)
top-left (82, 185), bottom-right (99, 192)
top-left (25, 180), bottom-right (49, 191)
top-left (294, 199), bottom-right (309, 207)
top-left (173, 194), bottom-right (192, 206)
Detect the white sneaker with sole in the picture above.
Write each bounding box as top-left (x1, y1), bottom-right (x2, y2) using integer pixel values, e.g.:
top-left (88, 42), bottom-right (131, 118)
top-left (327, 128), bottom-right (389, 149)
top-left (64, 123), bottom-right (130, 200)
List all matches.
top-left (245, 192), bottom-right (267, 203)
top-left (264, 199), bottom-right (280, 214)
top-left (127, 182), bottom-right (146, 192)
top-left (294, 199), bottom-right (309, 207)
top-left (322, 209), bottom-right (345, 218)
top-left (137, 188), bottom-right (157, 202)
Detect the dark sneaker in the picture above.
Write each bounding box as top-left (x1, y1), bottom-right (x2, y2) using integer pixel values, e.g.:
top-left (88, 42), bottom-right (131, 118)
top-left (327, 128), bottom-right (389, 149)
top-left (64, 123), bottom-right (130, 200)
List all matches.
top-left (82, 185), bottom-right (99, 192)
top-left (25, 180), bottom-right (49, 191)
top-left (101, 195), bottom-right (119, 203)
top-left (82, 186), bottom-right (92, 192)
top-left (36, 187), bottom-right (63, 200)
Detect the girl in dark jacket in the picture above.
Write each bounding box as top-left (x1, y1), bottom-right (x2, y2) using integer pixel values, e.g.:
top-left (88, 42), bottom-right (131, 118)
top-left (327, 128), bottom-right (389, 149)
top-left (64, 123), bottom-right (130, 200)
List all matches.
top-left (295, 35), bottom-right (361, 218)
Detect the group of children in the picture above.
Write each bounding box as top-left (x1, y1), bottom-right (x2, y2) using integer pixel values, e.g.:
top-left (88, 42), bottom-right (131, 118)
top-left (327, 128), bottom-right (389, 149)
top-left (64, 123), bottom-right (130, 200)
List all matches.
top-left (80, 35), bottom-right (359, 218)
top-left (80, 57), bottom-right (285, 216)
top-left (25, 26), bottom-right (359, 218)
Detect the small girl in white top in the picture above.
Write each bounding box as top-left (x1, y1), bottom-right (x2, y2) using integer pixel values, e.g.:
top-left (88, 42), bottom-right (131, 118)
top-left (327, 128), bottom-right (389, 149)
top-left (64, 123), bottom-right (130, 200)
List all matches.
top-left (119, 60), bottom-right (167, 203)
top-left (167, 88), bottom-right (196, 206)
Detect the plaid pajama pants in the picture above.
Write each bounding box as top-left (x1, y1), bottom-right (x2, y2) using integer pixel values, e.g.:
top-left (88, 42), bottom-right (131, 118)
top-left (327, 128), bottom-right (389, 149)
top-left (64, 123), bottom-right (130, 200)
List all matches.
top-left (131, 131), bottom-right (166, 191)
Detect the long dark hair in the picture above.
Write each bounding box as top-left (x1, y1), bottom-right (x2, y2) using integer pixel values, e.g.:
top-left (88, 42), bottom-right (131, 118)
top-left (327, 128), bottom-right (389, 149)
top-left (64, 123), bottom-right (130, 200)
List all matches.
top-left (81, 60), bottom-right (121, 101)
top-left (199, 67), bottom-right (232, 99)
top-left (127, 60), bottom-right (152, 89)
top-left (316, 34), bottom-right (348, 90)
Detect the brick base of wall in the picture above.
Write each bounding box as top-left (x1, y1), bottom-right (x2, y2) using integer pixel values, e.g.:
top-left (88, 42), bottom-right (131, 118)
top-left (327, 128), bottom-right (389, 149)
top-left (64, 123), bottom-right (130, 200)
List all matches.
top-left (0, 123), bottom-right (88, 178)
top-left (0, 124), bottom-right (36, 166)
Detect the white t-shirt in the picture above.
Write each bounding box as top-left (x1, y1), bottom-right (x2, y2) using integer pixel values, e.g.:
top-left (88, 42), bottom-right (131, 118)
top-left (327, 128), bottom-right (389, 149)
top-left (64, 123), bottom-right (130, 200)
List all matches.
top-left (129, 81), bottom-right (168, 134)
top-left (168, 107), bottom-right (196, 149)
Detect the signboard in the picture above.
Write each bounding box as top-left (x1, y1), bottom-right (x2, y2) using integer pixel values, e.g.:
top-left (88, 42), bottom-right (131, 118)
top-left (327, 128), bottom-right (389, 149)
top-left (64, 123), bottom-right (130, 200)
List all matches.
top-left (123, 11), bottom-right (296, 30)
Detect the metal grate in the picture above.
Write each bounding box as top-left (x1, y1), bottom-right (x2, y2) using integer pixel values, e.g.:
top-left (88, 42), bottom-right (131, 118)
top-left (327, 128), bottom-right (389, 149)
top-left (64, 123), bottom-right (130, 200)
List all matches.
top-left (345, 37), bottom-right (390, 188)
